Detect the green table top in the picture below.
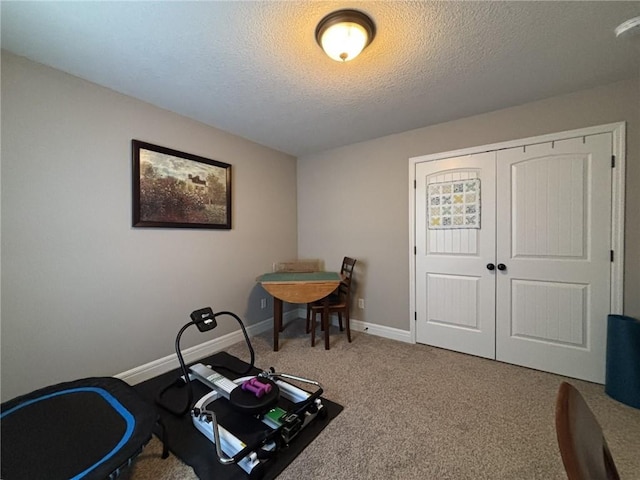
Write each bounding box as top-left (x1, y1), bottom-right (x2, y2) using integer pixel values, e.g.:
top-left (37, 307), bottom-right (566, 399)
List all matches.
top-left (258, 271), bottom-right (340, 283)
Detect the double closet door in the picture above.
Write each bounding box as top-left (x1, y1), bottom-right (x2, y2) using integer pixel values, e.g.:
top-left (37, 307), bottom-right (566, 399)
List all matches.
top-left (415, 132), bottom-right (614, 383)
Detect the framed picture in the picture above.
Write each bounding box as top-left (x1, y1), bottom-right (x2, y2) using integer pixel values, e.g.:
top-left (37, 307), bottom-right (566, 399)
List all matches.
top-left (132, 140), bottom-right (231, 229)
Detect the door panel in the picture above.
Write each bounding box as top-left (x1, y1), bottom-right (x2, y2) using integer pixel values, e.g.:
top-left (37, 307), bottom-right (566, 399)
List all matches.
top-left (510, 279), bottom-right (587, 347)
top-left (511, 153), bottom-right (587, 258)
top-left (427, 273), bottom-right (480, 330)
top-left (415, 152), bottom-right (496, 359)
top-left (495, 134), bottom-right (612, 383)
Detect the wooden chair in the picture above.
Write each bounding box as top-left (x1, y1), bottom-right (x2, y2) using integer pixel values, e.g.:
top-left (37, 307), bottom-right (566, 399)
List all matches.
top-left (306, 257), bottom-right (356, 345)
top-left (555, 381), bottom-right (620, 480)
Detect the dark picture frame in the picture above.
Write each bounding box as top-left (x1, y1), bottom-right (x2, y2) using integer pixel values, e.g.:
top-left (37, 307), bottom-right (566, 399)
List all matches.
top-left (132, 140), bottom-right (231, 229)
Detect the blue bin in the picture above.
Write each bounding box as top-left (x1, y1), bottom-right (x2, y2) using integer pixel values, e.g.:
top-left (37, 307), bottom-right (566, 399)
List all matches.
top-left (605, 314), bottom-right (640, 409)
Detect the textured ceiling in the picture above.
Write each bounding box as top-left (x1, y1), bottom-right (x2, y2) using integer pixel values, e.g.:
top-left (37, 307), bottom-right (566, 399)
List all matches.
top-left (2, 1), bottom-right (639, 156)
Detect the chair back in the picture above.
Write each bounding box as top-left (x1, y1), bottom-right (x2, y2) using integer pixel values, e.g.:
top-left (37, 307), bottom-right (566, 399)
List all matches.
top-left (555, 381), bottom-right (620, 480)
top-left (338, 257), bottom-right (357, 302)
top-left (340, 257), bottom-right (356, 282)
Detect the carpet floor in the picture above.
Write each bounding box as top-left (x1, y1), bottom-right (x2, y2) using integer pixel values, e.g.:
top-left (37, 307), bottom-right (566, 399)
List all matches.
top-left (126, 319), bottom-right (640, 480)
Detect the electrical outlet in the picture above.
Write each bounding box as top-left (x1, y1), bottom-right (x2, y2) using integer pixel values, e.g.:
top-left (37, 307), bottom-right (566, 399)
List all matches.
top-left (358, 298), bottom-right (365, 309)
top-left (260, 298), bottom-right (267, 309)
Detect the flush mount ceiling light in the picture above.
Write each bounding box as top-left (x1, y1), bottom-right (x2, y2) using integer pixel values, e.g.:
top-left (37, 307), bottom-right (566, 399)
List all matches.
top-left (615, 16), bottom-right (640, 38)
top-left (315, 9), bottom-right (376, 62)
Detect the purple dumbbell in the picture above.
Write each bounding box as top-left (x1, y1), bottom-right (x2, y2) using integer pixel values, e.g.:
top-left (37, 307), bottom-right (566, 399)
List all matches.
top-left (241, 377), bottom-right (272, 398)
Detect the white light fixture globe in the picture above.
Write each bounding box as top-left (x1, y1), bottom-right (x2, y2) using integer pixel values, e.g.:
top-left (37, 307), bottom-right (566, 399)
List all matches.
top-left (316, 10), bottom-right (376, 62)
top-left (615, 16), bottom-right (640, 38)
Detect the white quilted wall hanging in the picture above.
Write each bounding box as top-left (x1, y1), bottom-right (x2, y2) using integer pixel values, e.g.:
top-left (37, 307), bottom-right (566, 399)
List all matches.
top-left (427, 179), bottom-right (480, 229)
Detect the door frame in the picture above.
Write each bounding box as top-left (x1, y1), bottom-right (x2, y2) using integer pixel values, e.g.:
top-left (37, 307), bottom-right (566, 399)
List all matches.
top-left (408, 122), bottom-right (626, 344)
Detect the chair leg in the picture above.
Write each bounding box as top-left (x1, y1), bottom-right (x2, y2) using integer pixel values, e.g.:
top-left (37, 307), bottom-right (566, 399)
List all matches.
top-left (306, 305), bottom-right (311, 333)
top-left (346, 310), bottom-right (352, 342)
top-left (338, 312), bottom-right (344, 331)
top-left (310, 310), bottom-right (316, 347)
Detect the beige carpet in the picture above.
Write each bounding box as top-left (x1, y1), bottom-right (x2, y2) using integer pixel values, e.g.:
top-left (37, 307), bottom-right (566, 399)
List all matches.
top-left (126, 320), bottom-right (640, 480)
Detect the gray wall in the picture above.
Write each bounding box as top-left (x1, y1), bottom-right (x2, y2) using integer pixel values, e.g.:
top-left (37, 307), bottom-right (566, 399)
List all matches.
top-left (297, 78), bottom-right (640, 330)
top-left (1, 52), bottom-right (298, 401)
top-left (3, 52), bottom-right (638, 402)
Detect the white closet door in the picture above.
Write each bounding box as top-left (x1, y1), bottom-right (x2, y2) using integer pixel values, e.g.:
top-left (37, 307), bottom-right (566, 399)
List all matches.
top-left (415, 152), bottom-right (496, 359)
top-left (495, 133), bottom-right (612, 383)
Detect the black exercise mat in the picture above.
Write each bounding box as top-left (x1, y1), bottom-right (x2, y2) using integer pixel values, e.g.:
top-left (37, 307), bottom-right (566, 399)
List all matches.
top-left (134, 351), bottom-right (343, 480)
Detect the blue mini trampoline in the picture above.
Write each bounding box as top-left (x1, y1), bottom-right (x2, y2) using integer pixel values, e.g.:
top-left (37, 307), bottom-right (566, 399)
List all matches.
top-left (1, 377), bottom-right (165, 480)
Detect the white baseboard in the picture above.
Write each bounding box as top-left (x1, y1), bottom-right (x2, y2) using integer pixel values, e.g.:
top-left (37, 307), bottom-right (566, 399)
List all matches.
top-left (296, 308), bottom-right (412, 344)
top-left (117, 310), bottom-right (410, 385)
top-left (116, 310), bottom-right (298, 385)
top-left (349, 319), bottom-right (412, 343)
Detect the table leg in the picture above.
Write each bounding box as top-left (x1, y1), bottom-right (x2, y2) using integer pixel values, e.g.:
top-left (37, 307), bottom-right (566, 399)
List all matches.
top-left (323, 295), bottom-right (330, 350)
top-left (273, 297), bottom-right (283, 352)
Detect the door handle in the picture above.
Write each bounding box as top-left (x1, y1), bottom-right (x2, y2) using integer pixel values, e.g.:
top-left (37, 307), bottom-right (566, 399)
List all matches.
top-left (497, 263), bottom-right (507, 271)
top-left (486, 263), bottom-right (495, 271)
